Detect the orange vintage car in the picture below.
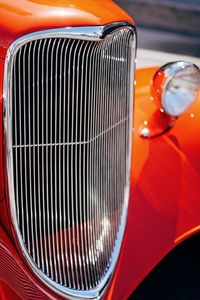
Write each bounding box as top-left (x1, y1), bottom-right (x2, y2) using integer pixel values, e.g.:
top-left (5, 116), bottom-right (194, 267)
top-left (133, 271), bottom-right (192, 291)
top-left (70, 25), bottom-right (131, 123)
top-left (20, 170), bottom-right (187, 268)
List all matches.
top-left (0, 1), bottom-right (200, 299)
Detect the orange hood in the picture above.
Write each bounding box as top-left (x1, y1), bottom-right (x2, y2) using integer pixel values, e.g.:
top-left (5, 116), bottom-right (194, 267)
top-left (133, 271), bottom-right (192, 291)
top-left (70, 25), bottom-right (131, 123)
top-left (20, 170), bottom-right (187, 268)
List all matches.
top-left (0, 0), bottom-right (134, 58)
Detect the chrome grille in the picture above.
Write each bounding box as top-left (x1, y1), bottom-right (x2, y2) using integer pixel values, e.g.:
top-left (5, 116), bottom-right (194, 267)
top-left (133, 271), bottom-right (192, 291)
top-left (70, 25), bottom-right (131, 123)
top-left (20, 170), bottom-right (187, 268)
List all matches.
top-left (5, 24), bottom-right (135, 298)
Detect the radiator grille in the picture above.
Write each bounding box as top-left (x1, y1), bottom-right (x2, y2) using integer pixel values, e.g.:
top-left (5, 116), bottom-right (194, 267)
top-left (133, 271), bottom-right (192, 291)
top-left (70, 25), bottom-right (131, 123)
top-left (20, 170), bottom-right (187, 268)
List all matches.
top-left (6, 25), bottom-right (135, 297)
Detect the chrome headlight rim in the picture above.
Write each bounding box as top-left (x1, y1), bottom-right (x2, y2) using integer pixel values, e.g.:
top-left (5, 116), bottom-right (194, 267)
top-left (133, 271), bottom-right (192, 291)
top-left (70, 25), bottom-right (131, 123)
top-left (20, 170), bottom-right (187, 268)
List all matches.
top-left (161, 61), bottom-right (200, 117)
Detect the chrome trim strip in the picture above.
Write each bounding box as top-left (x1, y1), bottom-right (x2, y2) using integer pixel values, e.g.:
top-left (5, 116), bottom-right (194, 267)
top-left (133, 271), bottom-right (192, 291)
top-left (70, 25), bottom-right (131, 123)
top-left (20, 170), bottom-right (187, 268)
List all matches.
top-left (4, 22), bottom-right (136, 299)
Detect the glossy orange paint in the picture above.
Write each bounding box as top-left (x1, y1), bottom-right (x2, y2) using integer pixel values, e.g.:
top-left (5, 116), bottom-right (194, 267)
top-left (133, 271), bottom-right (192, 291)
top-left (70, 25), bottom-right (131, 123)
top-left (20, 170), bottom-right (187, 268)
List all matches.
top-left (151, 67), bottom-right (167, 108)
top-left (138, 67), bottom-right (177, 138)
top-left (0, 65), bottom-right (200, 299)
top-left (0, 0), bottom-right (133, 58)
top-left (105, 67), bottom-right (200, 299)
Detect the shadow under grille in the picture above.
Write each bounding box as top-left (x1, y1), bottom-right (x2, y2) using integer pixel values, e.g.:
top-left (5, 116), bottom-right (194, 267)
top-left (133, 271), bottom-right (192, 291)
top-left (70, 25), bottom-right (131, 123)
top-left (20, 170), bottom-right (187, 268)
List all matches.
top-left (9, 28), bottom-right (134, 292)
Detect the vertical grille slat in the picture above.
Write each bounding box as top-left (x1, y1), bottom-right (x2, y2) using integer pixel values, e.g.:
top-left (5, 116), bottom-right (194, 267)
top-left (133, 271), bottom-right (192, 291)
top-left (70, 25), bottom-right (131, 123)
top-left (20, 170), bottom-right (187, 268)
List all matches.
top-left (41, 38), bottom-right (49, 276)
top-left (36, 39), bottom-right (43, 270)
top-left (67, 39), bottom-right (76, 289)
top-left (45, 38), bottom-right (53, 279)
top-left (79, 41), bottom-right (89, 290)
top-left (93, 43), bottom-right (100, 281)
top-left (64, 39), bottom-right (73, 288)
top-left (32, 41), bottom-right (36, 267)
top-left (22, 44), bottom-right (31, 255)
top-left (7, 25), bottom-right (135, 297)
top-left (49, 39), bottom-right (58, 282)
top-left (75, 40), bottom-right (84, 290)
top-left (13, 57), bottom-right (19, 224)
top-left (71, 40), bottom-right (79, 289)
top-left (27, 41), bottom-right (35, 266)
top-left (86, 43), bottom-right (97, 288)
top-left (59, 39), bottom-right (67, 286)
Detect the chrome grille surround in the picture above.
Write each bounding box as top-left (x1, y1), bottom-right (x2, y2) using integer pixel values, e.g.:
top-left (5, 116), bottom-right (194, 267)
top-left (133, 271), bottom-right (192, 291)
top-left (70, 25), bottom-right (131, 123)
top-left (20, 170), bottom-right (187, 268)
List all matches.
top-left (4, 23), bottom-right (136, 299)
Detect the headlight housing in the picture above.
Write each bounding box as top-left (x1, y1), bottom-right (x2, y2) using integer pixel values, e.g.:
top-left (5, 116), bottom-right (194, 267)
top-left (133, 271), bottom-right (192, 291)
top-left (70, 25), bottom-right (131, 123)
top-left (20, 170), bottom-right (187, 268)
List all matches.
top-left (156, 62), bottom-right (200, 117)
top-left (140, 61), bottom-right (200, 139)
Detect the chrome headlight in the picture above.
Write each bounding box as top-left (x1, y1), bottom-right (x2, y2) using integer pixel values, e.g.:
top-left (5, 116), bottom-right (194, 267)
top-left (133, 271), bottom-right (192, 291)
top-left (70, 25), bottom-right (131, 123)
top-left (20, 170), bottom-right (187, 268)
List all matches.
top-left (160, 62), bottom-right (200, 117)
top-left (140, 61), bottom-right (200, 139)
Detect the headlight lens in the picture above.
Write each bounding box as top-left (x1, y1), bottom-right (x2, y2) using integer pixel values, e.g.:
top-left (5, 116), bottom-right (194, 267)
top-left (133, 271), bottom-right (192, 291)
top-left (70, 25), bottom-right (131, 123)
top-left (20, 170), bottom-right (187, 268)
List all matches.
top-left (162, 62), bottom-right (200, 117)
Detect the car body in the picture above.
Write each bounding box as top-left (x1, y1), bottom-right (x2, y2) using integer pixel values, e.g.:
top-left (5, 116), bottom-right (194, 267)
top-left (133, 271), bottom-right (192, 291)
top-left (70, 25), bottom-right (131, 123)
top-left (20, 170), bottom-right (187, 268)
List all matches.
top-left (0, 1), bottom-right (200, 299)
